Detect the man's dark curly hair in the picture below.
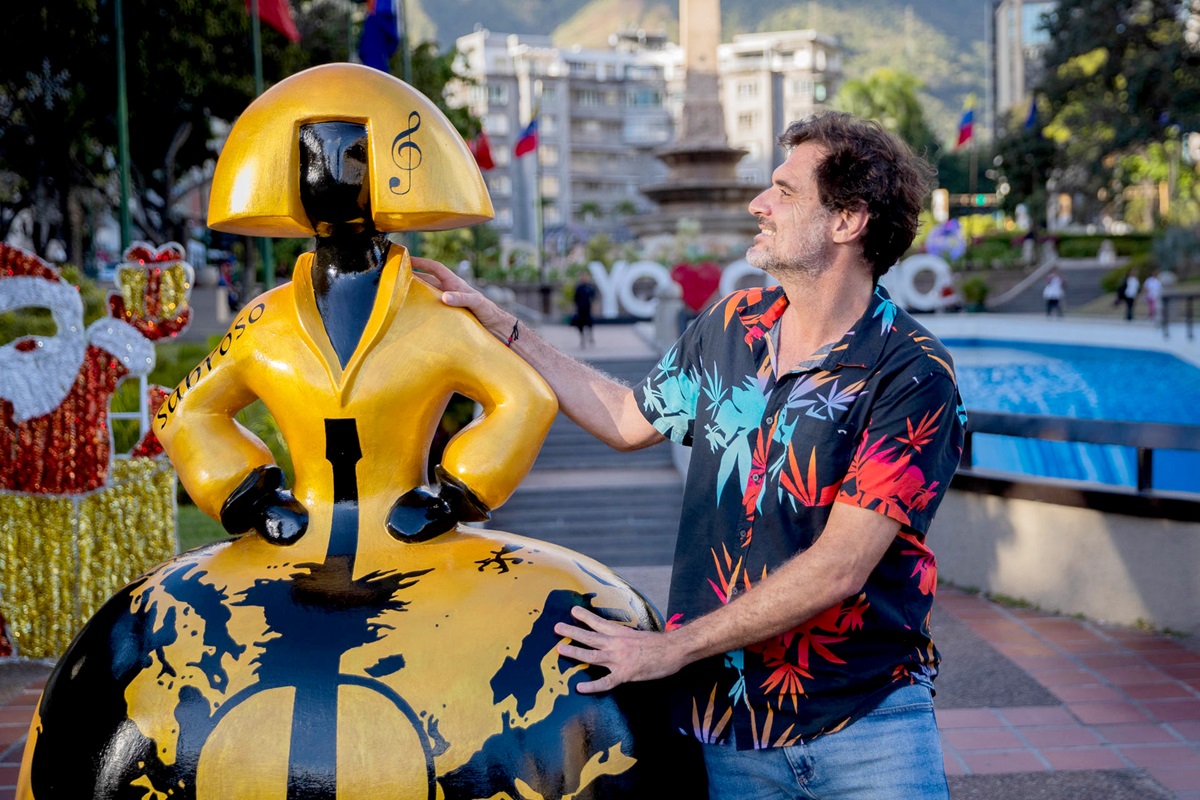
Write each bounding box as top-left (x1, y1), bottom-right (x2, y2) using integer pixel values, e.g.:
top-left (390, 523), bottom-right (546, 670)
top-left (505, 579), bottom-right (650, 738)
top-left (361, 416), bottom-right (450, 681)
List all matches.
top-left (778, 111), bottom-right (935, 282)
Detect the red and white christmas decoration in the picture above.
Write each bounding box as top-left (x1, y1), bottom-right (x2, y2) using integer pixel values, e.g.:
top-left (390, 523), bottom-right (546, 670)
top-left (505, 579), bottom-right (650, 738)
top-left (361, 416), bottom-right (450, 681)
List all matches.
top-left (0, 245), bottom-right (155, 495)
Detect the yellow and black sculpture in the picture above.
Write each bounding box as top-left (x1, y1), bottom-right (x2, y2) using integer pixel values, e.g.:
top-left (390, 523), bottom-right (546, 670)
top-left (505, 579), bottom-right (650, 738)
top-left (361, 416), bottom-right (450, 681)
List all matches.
top-left (18, 64), bottom-right (698, 798)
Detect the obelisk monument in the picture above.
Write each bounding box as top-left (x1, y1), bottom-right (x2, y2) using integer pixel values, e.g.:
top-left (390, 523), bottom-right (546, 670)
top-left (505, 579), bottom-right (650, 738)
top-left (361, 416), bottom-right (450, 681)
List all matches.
top-left (631, 0), bottom-right (761, 251)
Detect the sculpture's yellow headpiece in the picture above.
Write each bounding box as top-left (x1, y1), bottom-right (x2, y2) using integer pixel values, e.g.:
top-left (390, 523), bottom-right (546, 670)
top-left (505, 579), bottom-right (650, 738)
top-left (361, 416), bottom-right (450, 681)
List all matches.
top-left (208, 63), bottom-right (493, 236)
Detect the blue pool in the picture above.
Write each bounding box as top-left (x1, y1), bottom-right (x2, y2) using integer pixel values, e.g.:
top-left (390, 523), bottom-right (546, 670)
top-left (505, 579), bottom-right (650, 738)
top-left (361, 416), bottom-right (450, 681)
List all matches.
top-left (944, 339), bottom-right (1200, 493)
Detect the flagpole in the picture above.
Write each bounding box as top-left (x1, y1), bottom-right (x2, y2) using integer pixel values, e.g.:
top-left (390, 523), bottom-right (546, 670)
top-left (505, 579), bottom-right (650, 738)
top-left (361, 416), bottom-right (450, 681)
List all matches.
top-left (533, 79), bottom-right (548, 315)
top-left (969, 144), bottom-right (978, 196)
top-left (115, 0), bottom-right (132, 250)
top-left (397, 0), bottom-right (412, 85)
top-left (394, 0), bottom-right (420, 257)
top-left (250, 0), bottom-right (275, 290)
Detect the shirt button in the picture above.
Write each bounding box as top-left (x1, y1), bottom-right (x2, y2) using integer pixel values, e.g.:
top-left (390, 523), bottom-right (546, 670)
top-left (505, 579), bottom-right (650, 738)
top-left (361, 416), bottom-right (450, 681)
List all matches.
top-left (765, 415), bottom-right (774, 424)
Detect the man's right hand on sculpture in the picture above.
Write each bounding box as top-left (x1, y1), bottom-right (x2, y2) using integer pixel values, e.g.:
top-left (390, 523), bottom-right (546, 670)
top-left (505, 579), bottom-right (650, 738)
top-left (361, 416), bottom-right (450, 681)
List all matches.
top-left (412, 258), bottom-right (510, 340)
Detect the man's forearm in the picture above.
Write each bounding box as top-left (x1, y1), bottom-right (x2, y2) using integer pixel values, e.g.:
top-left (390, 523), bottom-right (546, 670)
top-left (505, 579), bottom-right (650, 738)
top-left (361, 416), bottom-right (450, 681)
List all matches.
top-left (555, 504), bottom-right (900, 694)
top-left (666, 503), bottom-right (901, 665)
top-left (484, 309), bottom-right (655, 451)
top-left (416, 257), bottom-right (664, 452)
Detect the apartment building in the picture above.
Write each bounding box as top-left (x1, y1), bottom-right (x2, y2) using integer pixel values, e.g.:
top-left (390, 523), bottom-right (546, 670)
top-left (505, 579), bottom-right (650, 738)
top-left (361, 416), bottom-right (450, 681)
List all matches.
top-left (990, 0), bottom-right (1055, 137)
top-left (452, 29), bottom-right (674, 249)
top-left (452, 27), bottom-right (839, 247)
top-left (718, 30), bottom-right (842, 187)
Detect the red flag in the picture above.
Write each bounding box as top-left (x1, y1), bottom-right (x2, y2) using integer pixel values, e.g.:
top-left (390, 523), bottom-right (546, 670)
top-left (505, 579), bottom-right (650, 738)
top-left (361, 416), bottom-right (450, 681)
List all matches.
top-left (472, 130), bottom-right (495, 171)
top-left (246, 0), bottom-right (301, 43)
top-left (514, 118), bottom-right (538, 158)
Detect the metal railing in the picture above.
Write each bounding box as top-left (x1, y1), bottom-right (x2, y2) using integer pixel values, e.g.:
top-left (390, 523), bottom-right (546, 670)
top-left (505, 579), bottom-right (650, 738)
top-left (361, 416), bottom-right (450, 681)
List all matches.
top-left (954, 410), bottom-right (1200, 521)
top-left (1161, 286), bottom-right (1200, 340)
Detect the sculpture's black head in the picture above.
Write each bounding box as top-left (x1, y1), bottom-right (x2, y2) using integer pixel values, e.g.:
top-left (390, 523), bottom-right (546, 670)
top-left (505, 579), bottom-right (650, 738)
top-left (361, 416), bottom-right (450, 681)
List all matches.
top-left (299, 121), bottom-right (372, 232)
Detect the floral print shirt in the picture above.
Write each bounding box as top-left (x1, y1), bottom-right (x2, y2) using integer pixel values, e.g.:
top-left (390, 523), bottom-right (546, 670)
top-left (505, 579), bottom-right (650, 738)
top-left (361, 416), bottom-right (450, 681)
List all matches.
top-left (634, 284), bottom-right (966, 749)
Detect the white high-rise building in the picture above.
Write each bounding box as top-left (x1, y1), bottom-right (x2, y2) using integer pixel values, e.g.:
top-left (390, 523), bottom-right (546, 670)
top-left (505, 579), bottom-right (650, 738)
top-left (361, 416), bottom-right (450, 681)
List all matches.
top-left (718, 31), bottom-right (843, 187)
top-left (452, 30), bottom-right (675, 251)
top-left (990, 0), bottom-right (1056, 137)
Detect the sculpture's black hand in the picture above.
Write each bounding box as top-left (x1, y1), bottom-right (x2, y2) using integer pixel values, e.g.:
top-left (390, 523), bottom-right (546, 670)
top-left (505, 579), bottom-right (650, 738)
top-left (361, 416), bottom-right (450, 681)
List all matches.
top-left (386, 466), bottom-right (490, 543)
top-left (258, 496), bottom-right (309, 544)
top-left (220, 465), bottom-right (309, 545)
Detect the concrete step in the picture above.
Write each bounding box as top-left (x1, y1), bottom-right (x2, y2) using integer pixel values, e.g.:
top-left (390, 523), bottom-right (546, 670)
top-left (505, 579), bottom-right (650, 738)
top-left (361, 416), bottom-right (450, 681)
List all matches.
top-left (489, 353), bottom-right (681, 567)
top-left (490, 482), bottom-right (682, 567)
top-left (497, 484), bottom-right (682, 513)
top-left (533, 427), bottom-right (674, 470)
top-left (484, 520), bottom-right (679, 567)
top-left (526, 356), bottom-right (669, 471)
top-left (981, 264), bottom-right (1117, 314)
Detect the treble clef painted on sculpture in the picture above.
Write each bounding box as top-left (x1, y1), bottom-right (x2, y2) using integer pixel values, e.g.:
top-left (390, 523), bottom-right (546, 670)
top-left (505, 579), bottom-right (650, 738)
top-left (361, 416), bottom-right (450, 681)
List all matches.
top-left (390, 111), bottom-right (423, 196)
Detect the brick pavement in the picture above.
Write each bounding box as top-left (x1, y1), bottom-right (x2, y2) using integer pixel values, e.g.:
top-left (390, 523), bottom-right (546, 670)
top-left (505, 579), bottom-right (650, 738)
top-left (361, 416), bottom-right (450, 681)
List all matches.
top-left (938, 587), bottom-right (1200, 799)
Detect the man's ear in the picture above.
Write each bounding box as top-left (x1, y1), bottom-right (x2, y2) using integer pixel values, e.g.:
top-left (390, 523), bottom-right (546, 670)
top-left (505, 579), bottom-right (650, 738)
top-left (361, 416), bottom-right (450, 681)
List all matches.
top-left (831, 205), bottom-right (869, 245)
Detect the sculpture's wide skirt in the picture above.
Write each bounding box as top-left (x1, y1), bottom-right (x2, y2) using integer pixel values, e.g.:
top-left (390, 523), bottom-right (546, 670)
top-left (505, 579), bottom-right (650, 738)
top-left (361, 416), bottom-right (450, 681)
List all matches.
top-left (17, 525), bottom-right (703, 799)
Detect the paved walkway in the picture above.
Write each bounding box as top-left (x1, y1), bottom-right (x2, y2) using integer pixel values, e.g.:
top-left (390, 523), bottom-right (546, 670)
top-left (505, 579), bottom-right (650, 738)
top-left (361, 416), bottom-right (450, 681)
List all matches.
top-left (609, 568), bottom-right (1200, 799)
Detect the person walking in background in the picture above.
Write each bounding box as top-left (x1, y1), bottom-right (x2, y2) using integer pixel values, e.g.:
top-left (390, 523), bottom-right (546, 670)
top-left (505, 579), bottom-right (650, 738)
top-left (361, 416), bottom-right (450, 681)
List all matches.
top-left (571, 269), bottom-right (597, 348)
top-left (1144, 268), bottom-right (1163, 321)
top-left (1043, 267), bottom-right (1066, 317)
top-left (418, 111), bottom-right (965, 800)
top-left (1119, 269), bottom-right (1140, 321)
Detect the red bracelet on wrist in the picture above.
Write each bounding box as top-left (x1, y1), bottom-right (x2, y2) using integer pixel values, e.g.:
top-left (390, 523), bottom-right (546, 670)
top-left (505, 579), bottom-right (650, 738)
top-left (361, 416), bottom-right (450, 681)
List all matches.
top-left (505, 320), bottom-right (520, 348)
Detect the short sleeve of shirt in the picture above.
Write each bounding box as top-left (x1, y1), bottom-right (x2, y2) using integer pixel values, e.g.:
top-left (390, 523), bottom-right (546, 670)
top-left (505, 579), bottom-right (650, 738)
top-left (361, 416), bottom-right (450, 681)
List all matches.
top-left (633, 317), bottom-right (707, 446)
top-left (836, 369), bottom-right (964, 536)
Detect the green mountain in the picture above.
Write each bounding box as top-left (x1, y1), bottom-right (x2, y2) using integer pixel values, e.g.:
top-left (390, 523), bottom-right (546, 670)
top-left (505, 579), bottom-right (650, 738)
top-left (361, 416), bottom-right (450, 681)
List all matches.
top-left (417, 0), bottom-right (987, 146)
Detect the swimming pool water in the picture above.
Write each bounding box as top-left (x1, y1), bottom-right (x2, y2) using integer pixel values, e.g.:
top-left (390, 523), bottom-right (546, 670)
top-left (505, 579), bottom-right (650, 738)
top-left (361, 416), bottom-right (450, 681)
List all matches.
top-left (943, 339), bottom-right (1200, 493)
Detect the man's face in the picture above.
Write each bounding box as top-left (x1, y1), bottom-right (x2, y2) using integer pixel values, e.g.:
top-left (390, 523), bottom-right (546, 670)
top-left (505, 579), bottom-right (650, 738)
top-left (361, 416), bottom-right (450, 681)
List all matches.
top-left (746, 143), bottom-right (835, 278)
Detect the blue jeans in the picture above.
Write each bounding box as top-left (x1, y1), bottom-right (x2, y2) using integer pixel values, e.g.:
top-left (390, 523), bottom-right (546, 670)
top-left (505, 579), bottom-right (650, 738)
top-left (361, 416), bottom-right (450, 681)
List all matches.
top-left (701, 683), bottom-right (950, 800)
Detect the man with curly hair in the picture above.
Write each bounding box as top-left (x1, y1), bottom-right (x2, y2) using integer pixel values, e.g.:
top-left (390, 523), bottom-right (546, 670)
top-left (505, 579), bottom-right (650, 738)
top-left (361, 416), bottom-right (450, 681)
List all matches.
top-left (420, 111), bottom-right (965, 799)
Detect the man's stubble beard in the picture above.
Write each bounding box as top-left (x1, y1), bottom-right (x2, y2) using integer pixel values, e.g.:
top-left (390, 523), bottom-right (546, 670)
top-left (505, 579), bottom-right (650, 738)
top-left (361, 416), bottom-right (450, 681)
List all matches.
top-left (746, 213), bottom-right (834, 281)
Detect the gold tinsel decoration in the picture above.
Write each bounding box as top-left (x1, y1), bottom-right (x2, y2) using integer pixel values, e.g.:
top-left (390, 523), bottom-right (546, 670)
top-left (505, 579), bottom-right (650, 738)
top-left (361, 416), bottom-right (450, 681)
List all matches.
top-left (159, 263), bottom-right (191, 315)
top-left (117, 267), bottom-right (149, 317)
top-left (0, 458), bottom-right (178, 658)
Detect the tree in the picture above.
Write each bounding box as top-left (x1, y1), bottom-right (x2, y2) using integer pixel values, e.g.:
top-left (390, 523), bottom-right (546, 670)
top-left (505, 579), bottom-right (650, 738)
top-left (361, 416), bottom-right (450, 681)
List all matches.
top-left (1, 0), bottom-right (310, 260)
top-left (992, 109), bottom-right (1059, 229)
top-left (934, 146), bottom-right (997, 196)
top-left (1034, 0), bottom-right (1200, 225)
top-left (2, 0), bottom-right (479, 265)
top-left (833, 68), bottom-right (940, 159)
top-left (1040, 0), bottom-right (1200, 158)
top-left (408, 40), bottom-right (479, 139)
top-left (578, 201), bottom-right (603, 224)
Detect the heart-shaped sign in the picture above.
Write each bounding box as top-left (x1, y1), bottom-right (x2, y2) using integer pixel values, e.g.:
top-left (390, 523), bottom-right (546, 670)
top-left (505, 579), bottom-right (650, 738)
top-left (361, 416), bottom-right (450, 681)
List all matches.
top-left (123, 241), bottom-right (186, 264)
top-left (671, 261), bottom-right (723, 312)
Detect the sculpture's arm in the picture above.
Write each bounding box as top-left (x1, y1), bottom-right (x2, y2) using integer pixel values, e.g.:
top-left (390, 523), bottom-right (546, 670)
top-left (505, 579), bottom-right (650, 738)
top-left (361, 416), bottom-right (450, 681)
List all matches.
top-left (384, 300), bottom-right (557, 542)
top-left (156, 339), bottom-right (306, 544)
top-left (436, 312), bottom-right (559, 509)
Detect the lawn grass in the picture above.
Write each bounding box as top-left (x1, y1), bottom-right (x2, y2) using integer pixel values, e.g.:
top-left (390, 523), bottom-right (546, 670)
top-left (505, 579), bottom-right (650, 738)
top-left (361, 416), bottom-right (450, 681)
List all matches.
top-left (176, 504), bottom-right (227, 552)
